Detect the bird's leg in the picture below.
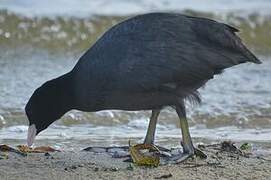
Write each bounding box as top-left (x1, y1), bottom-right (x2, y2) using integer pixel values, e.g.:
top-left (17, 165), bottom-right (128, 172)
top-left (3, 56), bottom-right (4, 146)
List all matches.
top-left (144, 109), bottom-right (160, 144)
top-left (143, 109), bottom-right (170, 151)
top-left (144, 109), bottom-right (169, 151)
top-left (169, 103), bottom-right (206, 163)
top-left (129, 109), bottom-right (170, 166)
top-left (177, 105), bottom-right (194, 154)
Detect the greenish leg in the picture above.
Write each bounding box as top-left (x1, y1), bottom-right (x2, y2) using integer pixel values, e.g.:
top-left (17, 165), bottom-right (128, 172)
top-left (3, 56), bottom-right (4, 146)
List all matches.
top-left (144, 109), bottom-right (161, 144)
top-left (176, 105), bottom-right (194, 154)
top-left (131, 105), bottom-right (205, 165)
top-left (169, 103), bottom-right (207, 163)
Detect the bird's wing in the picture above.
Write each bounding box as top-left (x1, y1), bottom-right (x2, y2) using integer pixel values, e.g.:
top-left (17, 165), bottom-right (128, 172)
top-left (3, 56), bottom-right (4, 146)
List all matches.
top-left (81, 13), bottom-right (260, 92)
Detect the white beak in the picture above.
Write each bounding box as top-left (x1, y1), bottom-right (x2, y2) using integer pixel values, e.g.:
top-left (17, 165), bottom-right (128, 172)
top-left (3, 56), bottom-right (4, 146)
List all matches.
top-left (27, 124), bottom-right (37, 147)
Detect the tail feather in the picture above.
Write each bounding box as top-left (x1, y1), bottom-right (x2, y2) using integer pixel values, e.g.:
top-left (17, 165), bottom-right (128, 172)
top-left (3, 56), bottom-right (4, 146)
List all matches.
top-left (226, 25), bottom-right (262, 64)
top-left (240, 45), bottom-right (262, 64)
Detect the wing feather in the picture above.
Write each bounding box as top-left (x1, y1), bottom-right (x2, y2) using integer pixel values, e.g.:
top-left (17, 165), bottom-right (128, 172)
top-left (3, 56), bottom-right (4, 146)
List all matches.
top-left (78, 13), bottom-right (260, 93)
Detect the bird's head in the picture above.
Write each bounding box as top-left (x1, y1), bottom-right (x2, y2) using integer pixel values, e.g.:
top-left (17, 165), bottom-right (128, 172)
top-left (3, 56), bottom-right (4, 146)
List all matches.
top-left (25, 79), bottom-right (70, 146)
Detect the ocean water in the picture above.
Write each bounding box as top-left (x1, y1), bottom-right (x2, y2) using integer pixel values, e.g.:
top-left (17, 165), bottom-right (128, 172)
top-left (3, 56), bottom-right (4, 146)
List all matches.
top-left (1, 0), bottom-right (271, 17)
top-left (0, 0), bottom-right (270, 151)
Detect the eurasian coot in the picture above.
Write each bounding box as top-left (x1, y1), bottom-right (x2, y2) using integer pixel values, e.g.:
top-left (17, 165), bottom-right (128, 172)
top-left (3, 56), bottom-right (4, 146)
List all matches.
top-left (25, 13), bottom-right (261, 162)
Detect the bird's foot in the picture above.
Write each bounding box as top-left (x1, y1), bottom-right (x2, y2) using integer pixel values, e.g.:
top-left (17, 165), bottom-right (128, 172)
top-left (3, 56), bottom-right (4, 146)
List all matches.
top-left (127, 142), bottom-right (207, 165)
top-left (167, 147), bottom-right (207, 163)
top-left (166, 152), bottom-right (192, 163)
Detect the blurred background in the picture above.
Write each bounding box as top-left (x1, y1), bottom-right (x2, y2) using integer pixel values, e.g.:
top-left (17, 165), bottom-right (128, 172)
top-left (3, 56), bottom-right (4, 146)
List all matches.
top-left (0, 0), bottom-right (270, 152)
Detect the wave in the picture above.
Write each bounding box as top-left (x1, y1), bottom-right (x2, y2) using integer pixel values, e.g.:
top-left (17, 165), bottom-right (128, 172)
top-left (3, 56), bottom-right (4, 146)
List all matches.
top-left (1, 0), bottom-right (271, 17)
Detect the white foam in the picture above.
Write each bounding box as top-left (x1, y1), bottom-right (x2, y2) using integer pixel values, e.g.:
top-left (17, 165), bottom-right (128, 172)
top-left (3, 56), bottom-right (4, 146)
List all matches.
top-left (5, 125), bottom-right (28, 132)
top-left (1, 0), bottom-right (271, 17)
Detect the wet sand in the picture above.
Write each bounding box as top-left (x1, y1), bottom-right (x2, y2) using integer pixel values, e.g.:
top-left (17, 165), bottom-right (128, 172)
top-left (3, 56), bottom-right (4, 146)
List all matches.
top-left (0, 143), bottom-right (270, 180)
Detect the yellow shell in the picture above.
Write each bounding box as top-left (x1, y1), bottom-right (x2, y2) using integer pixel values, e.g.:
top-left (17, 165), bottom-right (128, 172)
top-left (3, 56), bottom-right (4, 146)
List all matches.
top-left (129, 143), bottom-right (160, 166)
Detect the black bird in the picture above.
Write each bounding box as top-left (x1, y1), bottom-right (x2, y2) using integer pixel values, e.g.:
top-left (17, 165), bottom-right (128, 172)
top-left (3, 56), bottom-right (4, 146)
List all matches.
top-left (25, 13), bottom-right (261, 162)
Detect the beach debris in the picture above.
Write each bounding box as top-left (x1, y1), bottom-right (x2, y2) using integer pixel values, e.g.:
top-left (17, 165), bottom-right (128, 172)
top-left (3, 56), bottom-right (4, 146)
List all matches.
top-left (83, 146), bottom-right (130, 158)
top-left (129, 143), bottom-right (160, 166)
top-left (44, 152), bottom-right (55, 159)
top-left (44, 152), bottom-right (51, 156)
top-left (240, 142), bottom-right (252, 151)
top-left (194, 148), bottom-right (208, 159)
top-left (17, 145), bottom-right (60, 153)
top-left (83, 146), bottom-right (129, 153)
top-left (123, 158), bottom-right (133, 163)
top-left (83, 147), bottom-right (106, 153)
top-left (126, 163), bottom-right (135, 171)
top-left (219, 141), bottom-right (252, 158)
top-left (70, 165), bottom-right (77, 170)
top-left (221, 141), bottom-right (244, 155)
top-left (0, 144), bottom-right (27, 156)
top-left (0, 144), bottom-right (15, 152)
top-left (64, 165), bottom-right (79, 171)
top-left (183, 161), bottom-right (225, 169)
top-left (154, 173), bottom-right (173, 179)
top-left (1, 144), bottom-right (60, 155)
top-left (0, 152), bottom-right (9, 159)
top-left (197, 143), bottom-right (206, 150)
top-left (112, 150), bottom-right (130, 158)
top-left (108, 147), bottom-right (130, 158)
top-left (110, 167), bottom-right (119, 172)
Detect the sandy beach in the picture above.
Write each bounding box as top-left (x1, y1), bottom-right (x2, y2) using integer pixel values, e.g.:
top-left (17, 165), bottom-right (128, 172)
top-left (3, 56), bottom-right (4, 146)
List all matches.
top-left (1, 142), bottom-right (270, 180)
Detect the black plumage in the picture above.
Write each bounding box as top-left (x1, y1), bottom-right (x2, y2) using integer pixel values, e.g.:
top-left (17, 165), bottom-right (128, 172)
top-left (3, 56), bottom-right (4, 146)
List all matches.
top-left (71, 13), bottom-right (260, 110)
